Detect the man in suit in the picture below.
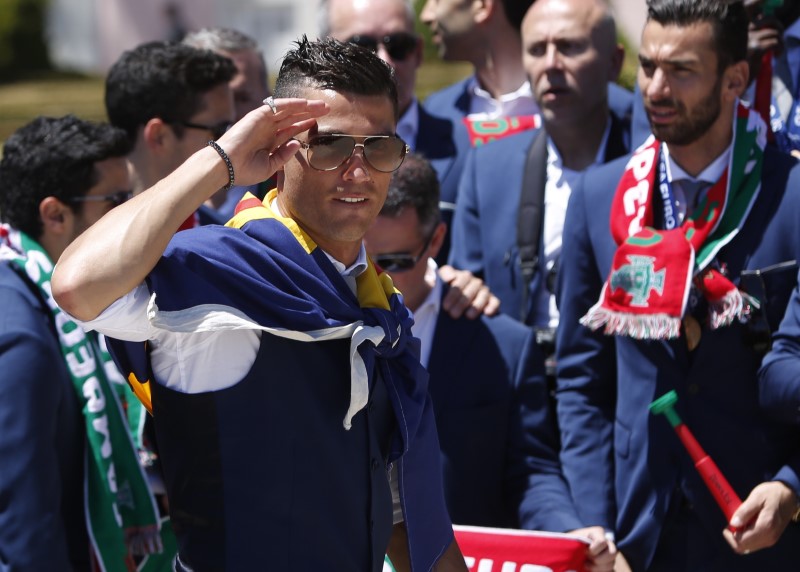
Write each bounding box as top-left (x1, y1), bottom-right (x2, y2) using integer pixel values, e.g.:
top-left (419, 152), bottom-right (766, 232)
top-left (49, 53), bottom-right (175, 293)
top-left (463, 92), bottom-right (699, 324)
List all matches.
top-left (630, 1), bottom-right (800, 151)
top-left (420, 0), bottom-right (632, 143)
top-left (0, 116), bottom-right (161, 569)
top-left (363, 152), bottom-right (616, 571)
top-left (105, 41), bottom-right (236, 228)
top-left (420, 0), bottom-right (539, 123)
top-left (557, 1), bottom-right (800, 569)
top-left (449, 0), bottom-right (628, 332)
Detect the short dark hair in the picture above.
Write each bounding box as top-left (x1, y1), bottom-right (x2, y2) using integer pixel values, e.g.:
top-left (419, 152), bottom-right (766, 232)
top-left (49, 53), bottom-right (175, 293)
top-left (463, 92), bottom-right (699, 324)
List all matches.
top-left (273, 35), bottom-right (399, 120)
top-left (105, 41), bottom-right (236, 141)
top-left (0, 115), bottom-right (132, 240)
top-left (381, 153), bottom-right (440, 238)
top-left (646, 0), bottom-right (748, 73)
top-left (502, 0), bottom-right (536, 32)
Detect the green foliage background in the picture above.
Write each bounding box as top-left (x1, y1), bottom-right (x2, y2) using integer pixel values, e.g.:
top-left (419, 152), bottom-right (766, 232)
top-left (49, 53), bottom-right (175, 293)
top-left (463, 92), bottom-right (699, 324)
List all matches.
top-left (0, 0), bottom-right (51, 81)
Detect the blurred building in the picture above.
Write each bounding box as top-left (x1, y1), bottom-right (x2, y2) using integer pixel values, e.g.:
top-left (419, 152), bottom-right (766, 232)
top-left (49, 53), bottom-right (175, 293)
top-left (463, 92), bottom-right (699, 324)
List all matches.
top-left (46, 0), bottom-right (318, 75)
top-left (46, 0), bottom-right (646, 77)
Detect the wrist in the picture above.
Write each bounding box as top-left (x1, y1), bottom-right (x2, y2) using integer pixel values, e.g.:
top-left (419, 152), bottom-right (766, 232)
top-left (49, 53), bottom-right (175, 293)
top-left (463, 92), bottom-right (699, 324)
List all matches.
top-left (207, 140), bottom-right (235, 190)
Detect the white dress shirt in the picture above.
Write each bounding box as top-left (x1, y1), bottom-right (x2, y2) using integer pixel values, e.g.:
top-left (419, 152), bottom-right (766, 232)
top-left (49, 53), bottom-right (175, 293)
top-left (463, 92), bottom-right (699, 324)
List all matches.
top-left (532, 122), bottom-right (612, 329)
top-left (465, 76), bottom-right (539, 120)
top-left (408, 258), bottom-right (442, 368)
top-left (662, 142), bottom-right (731, 223)
top-left (75, 199), bottom-right (368, 394)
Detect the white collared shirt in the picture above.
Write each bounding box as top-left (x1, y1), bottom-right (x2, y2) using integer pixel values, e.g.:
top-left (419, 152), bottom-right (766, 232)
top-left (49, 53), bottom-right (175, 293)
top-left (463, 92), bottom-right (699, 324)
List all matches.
top-left (408, 258), bottom-right (442, 368)
top-left (465, 76), bottom-right (540, 120)
top-left (530, 122), bottom-right (613, 329)
top-left (75, 198), bottom-right (368, 393)
top-left (662, 142), bottom-right (732, 223)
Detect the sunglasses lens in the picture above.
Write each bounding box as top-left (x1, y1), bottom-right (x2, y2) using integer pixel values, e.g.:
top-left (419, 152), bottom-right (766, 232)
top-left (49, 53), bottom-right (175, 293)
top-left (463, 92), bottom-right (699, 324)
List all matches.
top-left (385, 34), bottom-right (417, 60)
top-left (213, 123), bottom-right (232, 140)
top-left (112, 191), bottom-right (133, 207)
top-left (364, 136), bottom-right (408, 172)
top-left (375, 255), bottom-right (417, 272)
top-left (347, 35), bottom-right (379, 52)
top-left (307, 135), bottom-right (357, 170)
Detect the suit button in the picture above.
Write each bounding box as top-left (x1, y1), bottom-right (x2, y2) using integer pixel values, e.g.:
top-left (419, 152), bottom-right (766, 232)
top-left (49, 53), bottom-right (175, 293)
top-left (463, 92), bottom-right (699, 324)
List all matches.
top-left (688, 383), bottom-right (700, 395)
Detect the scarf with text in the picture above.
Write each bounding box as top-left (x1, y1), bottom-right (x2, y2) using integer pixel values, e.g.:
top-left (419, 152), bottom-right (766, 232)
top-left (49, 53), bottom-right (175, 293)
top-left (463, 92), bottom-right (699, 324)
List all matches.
top-left (581, 102), bottom-right (765, 339)
top-left (0, 226), bottom-right (161, 571)
top-left (464, 115), bottom-right (541, 147)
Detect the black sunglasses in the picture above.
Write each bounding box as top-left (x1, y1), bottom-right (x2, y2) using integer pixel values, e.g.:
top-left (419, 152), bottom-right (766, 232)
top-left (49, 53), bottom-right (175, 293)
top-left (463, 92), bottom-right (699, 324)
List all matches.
top-left (172, 120), bottom-right (232, 140)
top-left (346, 32), bottom-right (418, 61)
top-left (373, 229), bottom-right (436, 273)
top-left (69, 190), bottom-right (134, 208)
top-left (297, 134), bottom-right (409, 173)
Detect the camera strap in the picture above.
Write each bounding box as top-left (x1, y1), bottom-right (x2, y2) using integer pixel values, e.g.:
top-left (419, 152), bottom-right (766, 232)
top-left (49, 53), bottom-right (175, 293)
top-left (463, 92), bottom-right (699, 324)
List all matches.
top-left (517, 128), bottom-right (548, 325)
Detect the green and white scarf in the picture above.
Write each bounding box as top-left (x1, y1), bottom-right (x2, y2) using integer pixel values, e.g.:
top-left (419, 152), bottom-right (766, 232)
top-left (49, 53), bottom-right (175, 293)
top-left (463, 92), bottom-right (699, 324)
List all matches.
top-left (0, 226), bottom-right (163, 571)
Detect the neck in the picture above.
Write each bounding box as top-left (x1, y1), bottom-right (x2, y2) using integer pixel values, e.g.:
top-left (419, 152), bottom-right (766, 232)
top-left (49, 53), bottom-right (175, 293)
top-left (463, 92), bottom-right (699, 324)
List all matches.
top-left (38, 234), bottom-right (63, 263)
top-left (663, 106), bottom-right (735, 178)
top-left (474, 34), bottom-right (526, 99)
top-left (546, 109), bottom-right (609, 171)
top-left (404, 280), bottom-right (433, 314)
top-left (127, 145), bottom-right (158, 193)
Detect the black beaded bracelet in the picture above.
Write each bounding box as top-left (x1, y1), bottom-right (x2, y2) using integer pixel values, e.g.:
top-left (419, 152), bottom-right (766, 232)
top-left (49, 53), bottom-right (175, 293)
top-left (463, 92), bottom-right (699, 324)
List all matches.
top-left (207, 140), bottom-right (235, 190)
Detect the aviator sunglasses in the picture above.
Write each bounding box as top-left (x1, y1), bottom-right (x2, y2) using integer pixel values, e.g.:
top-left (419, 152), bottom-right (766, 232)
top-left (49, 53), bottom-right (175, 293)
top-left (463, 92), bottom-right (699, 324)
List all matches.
top-left (346, 32), bottom-right (419, 61)
top-left (297, 134), bottom-right (410, 173)
top-left (171, 119), bottom-right (233, 140)
top-left (69, 190), bottom-right (134, 208)
top-left (373, 228), bottom-right (437, 273)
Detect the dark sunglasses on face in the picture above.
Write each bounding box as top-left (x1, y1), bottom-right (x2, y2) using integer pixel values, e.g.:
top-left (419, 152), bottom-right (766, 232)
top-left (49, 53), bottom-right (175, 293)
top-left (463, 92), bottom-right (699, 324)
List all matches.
top-left (373, 229), bottom-right (436, 273)
top-left (69, 190), bottom-right (134, 208)
top-left (297, 134), bottom-right (410, 173)
top-left (346, 32), bottom-right (419, 61)
top-left (173, 120), bottom-right (233, 140)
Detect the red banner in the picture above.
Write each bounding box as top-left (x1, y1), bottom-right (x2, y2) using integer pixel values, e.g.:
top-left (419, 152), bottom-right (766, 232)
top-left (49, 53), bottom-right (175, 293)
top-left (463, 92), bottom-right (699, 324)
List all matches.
top-left (454, 525), bottom-right (589, 572)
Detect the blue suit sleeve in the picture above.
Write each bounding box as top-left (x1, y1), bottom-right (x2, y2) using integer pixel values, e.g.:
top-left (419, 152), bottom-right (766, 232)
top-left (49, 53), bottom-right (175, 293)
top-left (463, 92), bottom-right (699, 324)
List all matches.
top-left (759, 269), bottom-right (800, 425)
top-left (554, 176), bottom-right (618, 530)
top-left (507, 328), bottom-right (584, 532)
top-left (758, 270), bottom-right (800, 495)
top-left (0, 284), bottom-right (75, 569)
top-left (448, 147), bottom-right (485, 276)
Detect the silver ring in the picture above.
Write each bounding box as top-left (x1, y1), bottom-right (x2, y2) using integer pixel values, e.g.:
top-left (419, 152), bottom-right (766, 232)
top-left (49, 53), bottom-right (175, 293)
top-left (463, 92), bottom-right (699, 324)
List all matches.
top-left (263, 96), bottom-right (277, 114)
top-left (744, 550), bottom-right (751, 555)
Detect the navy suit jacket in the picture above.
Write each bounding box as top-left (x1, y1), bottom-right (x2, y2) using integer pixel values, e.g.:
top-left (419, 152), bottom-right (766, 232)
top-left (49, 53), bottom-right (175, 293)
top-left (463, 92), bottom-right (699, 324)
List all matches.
top-left (425, 290), bottom-right (582, 532)
top-left (557, 147), bottom-right (800, 570)
top-left (0, 263), bottom-right (90, 571)
top-left (758, 266), bottom-right (800, 424)
top-left (448, 114), bottom-right (630, 324)
top-left (424, 76), bottom-right (635, 138)
top-left (424, 78), bottom-right (633, 269)
top-left (416, 102), bottom-right (470, 266)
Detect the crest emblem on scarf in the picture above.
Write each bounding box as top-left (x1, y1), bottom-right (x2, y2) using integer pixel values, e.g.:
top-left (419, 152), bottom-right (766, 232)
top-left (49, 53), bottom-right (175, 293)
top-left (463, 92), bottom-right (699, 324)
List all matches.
top-left (610, 255), bottom-right (665, 307)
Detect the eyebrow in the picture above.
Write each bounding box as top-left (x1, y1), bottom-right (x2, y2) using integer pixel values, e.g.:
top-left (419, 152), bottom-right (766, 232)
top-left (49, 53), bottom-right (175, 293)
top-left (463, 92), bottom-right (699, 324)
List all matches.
top-left (639, 53), bottom-right (699, 66)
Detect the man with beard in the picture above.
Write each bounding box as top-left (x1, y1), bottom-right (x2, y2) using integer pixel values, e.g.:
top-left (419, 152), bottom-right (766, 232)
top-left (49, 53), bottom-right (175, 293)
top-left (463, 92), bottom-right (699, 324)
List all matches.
top-left (556, 1), bottom-right (800, 570)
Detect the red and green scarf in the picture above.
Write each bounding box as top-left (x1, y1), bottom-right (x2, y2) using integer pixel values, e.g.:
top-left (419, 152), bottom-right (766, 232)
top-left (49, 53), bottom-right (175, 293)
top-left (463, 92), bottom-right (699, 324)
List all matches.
top-left (581, 102), bottom-right (766, 339)
top-left (464, 114), bottom-right (541, 147)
